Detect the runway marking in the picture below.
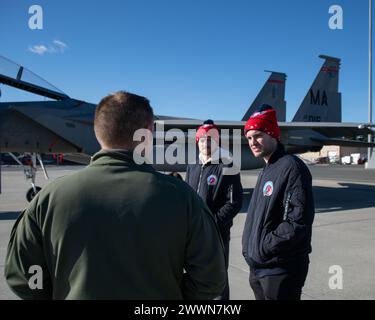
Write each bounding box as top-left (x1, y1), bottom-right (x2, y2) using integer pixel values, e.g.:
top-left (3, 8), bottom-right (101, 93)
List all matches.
top-left (313, 178), bottom-right (375, 185)
top-left (313, 217), bottom-right (375, 228)
top-left (316, 207), bottom-right (342, 212)
top-left (229, 264), bottom-right (249, 274)
top-left (301, 292), bottom-right (318, 300)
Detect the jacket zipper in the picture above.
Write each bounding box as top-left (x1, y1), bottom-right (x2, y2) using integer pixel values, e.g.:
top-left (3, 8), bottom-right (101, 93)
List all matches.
top-left (197, 164), bottom-right (204, 194)
top-left (283, 192), bottom-right (292, 221)
top-left (229, 184), bottom-right (233, 203)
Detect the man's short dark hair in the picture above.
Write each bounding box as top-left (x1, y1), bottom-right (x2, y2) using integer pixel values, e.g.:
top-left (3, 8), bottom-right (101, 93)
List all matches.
top-left (94, 91), bottom-right (154, 149)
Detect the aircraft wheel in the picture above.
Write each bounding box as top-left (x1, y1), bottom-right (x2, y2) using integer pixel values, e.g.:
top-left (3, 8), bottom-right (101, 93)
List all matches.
top-left (26, 186), bottom-right (42, 202)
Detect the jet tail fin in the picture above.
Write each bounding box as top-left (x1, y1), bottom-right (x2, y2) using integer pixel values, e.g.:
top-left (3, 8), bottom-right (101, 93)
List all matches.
top-left (292, 55), bottom-right (341, 122)
top-left (242, 71), bottom-right (286, 121)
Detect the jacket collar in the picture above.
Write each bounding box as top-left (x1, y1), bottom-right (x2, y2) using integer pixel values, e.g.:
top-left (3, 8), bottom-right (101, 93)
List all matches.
top-left (90, 149), bottom-right (155, 172)
top-left (267, 142), bottom-right (286, 165)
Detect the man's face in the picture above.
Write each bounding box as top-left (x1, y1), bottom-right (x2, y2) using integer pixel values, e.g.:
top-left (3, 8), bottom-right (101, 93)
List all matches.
top-left (198, 135), bottom-right (218, 157)
top-left (246, 130), bottom-right (277, 159)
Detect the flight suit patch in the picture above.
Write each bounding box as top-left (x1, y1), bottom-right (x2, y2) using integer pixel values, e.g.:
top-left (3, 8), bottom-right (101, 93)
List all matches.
top-left (263, 181), bottom-right (273, 196)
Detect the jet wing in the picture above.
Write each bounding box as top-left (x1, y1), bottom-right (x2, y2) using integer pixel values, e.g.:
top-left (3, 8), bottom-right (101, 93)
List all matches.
top-left (278, 122), bottom-right (374, 137)
top-left (7, 102), bottom-right (99, 154)
top-left (155, 119), bottom-right (245, 130)
top-left (156, 119), bottom-right (374, 135)
top-left (156, 119), bottom-right (375, 148)
top-left (310, 137), bottom-right (375, 148)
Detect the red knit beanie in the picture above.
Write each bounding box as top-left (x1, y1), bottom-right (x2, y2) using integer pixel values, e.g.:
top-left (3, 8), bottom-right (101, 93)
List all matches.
top-left (244, 105), bottom-right (280, 140)
top-left (196, 120), bottom-right (219, 143)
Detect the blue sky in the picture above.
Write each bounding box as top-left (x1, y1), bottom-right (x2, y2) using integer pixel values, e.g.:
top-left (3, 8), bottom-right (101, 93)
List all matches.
top-left (0, 0), bottom-right (373, 122)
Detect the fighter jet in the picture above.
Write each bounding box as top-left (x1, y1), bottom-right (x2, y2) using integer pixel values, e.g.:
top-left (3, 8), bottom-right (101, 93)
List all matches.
top-left (0, 54), bottom-right (373, 201)
top-left (159, 55), bottom-right (375, 162)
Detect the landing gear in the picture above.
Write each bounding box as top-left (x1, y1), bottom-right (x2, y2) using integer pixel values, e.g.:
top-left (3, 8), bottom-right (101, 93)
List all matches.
top-left (8, 152), bottom-right (49, 202)
top-left (26, 186), bottom-right (42, 202)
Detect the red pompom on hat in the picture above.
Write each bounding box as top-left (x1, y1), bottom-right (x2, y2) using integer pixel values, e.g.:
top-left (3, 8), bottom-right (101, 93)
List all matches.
top-left (244, 105), bottom-right (280, 140)
top-left (196, 120), bottom-right (219, 143)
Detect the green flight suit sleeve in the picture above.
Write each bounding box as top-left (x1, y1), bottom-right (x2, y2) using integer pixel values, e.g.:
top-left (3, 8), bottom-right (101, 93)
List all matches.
top-left (182, 194), bottom-right (226, 300)
top-left (4, 201), bottom-right (52, 300)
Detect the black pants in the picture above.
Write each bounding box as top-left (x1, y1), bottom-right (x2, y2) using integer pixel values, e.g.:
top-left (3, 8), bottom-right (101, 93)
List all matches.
top-left (249, 264), bottom-right (309, 300)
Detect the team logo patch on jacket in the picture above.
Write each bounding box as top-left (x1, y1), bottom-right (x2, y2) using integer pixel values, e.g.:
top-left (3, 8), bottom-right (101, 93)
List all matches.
top-left (263, 181), bottom-right (273, 196)
top-left (207, 175), bottom-right (218, 186)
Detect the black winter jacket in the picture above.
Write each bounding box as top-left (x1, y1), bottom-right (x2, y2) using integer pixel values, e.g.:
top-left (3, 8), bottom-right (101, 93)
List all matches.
top-left (242, 143), bottom-right (315, 277)
top-left (185, 159), bottom-right (243, 240)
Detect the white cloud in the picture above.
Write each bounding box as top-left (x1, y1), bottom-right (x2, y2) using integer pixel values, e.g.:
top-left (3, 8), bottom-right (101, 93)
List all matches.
top-left (53, 39), bottom-right (67, 52)
top-left (28, 39), bottom-right (68, 55)
top-left (28, 45), bottom-right (49, 55)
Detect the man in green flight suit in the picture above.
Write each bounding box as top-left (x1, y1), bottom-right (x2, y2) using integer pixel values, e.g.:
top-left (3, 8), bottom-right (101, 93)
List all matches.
top-left (5, 91), bottom-right (226, 300)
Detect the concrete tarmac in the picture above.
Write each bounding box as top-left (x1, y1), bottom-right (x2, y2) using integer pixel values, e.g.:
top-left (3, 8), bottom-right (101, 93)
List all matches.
top-left (0, 164), bottom-right (374, 300)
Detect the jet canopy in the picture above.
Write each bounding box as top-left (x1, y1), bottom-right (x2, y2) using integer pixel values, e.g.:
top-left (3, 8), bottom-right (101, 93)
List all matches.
top-left (0, 55), bottom-right (69, 100)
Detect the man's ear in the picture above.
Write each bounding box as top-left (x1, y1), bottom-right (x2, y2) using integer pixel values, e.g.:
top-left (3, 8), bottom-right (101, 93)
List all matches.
top-left (147, 121), bottom-right (154, 133)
